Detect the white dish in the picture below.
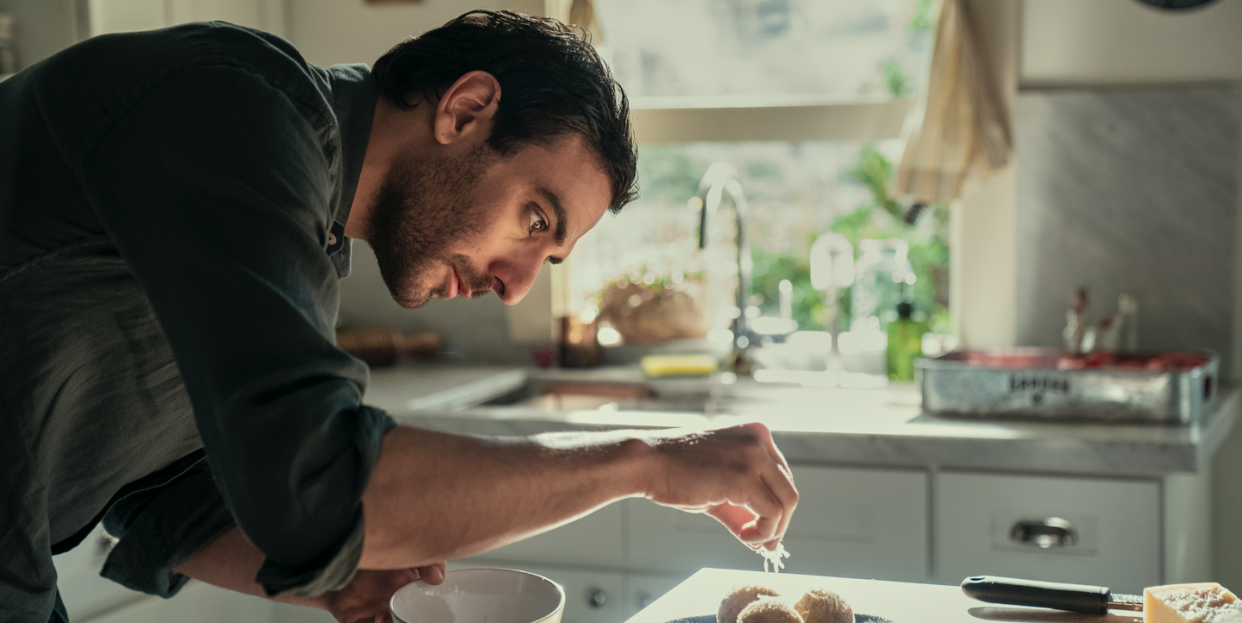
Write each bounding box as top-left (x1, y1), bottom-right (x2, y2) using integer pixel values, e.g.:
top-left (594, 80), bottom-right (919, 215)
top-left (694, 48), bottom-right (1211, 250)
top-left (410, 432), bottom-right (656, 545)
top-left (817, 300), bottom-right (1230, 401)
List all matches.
top-left (390, 568), bottom-right (566, 623)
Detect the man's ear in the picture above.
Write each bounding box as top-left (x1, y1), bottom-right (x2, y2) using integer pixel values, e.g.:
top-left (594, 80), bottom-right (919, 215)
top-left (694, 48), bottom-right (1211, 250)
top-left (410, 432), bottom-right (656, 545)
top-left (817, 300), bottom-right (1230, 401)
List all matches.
top-left (433, 70), bottom-right (501, 146)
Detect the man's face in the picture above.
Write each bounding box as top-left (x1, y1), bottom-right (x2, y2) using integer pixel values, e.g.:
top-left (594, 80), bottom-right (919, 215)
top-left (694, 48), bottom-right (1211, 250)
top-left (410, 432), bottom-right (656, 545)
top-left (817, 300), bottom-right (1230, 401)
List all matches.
top-left (367, 133), bottom-right (611, 308)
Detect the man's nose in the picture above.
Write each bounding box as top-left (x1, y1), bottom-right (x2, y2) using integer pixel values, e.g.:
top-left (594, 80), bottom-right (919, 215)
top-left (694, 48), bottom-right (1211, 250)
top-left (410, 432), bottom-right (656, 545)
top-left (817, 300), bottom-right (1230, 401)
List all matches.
top-left (492, 257), bottom-right (544, 305)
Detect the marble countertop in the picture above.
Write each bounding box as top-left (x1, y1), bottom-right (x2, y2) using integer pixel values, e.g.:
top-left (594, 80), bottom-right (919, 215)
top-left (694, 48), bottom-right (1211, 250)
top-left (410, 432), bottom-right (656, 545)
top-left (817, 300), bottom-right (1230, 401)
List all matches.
top-left (366, 363), bottom-right (1240, 478)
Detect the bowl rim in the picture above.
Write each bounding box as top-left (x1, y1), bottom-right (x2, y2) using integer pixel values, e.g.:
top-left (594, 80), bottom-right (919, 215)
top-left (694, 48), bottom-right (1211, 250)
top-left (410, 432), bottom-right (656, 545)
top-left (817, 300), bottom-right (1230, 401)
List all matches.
top-left (389, 567), bottom-right (567, 623)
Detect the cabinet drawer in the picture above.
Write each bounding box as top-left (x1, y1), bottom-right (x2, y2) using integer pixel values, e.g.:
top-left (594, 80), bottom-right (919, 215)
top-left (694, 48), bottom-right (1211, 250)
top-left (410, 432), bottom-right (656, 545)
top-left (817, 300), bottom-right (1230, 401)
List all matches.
top-left (465, 501), bottom-right (625, 568)
top-left (934, 471), bottom-right (1160, 593)
top-left (628, 465), bottom-right (929, 581)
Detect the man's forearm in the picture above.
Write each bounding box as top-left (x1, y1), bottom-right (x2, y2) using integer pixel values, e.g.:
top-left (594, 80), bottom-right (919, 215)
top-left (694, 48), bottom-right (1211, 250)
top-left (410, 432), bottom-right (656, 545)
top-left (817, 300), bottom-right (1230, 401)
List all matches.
top-left (358, 427), bottom-right (651, 569)
top-left (173, 526), bottom-right (325, 608)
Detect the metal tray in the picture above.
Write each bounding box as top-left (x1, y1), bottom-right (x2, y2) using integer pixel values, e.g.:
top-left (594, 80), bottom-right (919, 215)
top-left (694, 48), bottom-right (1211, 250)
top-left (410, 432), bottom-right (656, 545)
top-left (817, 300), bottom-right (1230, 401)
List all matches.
top-left (918, 348), bottom-right (1219, 424)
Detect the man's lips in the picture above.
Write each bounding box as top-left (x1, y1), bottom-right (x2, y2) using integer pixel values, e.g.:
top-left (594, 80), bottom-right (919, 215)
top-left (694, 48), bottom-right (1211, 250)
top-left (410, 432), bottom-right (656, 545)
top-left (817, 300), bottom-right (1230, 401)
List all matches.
top-left (445, 267), bottom-right (458, 300)
top-left (447, 267), bottom-right (472, 299)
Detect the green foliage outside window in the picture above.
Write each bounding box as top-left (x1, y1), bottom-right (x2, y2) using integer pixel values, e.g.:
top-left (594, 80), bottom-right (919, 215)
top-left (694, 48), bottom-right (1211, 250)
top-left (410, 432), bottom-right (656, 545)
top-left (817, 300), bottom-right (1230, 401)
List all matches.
top-left (749, 145), bottom-right (950, 335)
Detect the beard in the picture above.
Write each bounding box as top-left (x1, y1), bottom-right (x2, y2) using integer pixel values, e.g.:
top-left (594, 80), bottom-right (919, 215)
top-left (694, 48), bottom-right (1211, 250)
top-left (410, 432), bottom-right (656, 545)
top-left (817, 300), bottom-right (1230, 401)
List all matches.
top-left (366, 144), bottom-right (501, 308)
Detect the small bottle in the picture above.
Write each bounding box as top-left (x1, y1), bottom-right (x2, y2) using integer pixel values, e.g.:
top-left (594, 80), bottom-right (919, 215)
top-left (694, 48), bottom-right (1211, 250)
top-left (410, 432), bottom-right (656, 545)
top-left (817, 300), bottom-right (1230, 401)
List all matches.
top-left (886, 301), bottom-right (928, 382)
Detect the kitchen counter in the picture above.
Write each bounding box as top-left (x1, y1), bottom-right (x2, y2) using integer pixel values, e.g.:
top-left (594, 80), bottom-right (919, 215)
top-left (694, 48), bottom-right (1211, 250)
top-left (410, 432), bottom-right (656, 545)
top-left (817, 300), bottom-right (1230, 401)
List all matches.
top-left (366, 363), bottom-right (527, 412)
top-left (369, 364), bottom-right (1230, 601)
top-left (626, 568), bottom-right (1132, 623)
top-left (367, 363), bottom-right (1240, 477)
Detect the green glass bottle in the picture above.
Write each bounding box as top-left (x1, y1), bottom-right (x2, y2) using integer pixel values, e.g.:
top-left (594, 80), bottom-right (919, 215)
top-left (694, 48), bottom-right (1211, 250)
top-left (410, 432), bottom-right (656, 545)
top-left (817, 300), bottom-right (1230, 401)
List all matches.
top-left (886, 301), bottom-right (928, 382)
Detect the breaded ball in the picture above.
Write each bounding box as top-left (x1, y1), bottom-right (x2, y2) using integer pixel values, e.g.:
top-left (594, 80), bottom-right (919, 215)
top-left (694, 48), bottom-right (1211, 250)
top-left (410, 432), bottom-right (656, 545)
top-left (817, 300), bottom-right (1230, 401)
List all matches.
top-left (718, 586), bottom-right (781, 623)
top-left (738, 597), bottom-right (804, 623)
top-left (794, 589), bottom-right (853, 623)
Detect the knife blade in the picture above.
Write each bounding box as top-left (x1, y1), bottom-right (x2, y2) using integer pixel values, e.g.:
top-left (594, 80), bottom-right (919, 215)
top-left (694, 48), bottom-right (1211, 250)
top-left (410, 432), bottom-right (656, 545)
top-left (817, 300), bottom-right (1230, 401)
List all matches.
top-left (961, 576), bottom-right (1144, 614)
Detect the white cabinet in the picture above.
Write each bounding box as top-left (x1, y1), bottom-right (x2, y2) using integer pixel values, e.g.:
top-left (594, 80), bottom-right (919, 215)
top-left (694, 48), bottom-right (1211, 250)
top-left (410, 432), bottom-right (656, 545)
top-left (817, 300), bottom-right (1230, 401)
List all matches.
top-left (462, 501), bottom-right (625, 568)
top-left (934, 471), bottom-right (1161, 594)
top-left (626, 572), bottom-right (689, 619)
top-left (627, 466), bottom-right (929, 582)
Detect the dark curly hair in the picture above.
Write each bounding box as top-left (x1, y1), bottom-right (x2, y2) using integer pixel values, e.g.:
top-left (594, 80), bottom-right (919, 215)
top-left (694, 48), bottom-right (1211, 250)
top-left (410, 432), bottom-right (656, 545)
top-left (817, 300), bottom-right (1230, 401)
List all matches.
top-left (372, 10), bottom-right (638, 213)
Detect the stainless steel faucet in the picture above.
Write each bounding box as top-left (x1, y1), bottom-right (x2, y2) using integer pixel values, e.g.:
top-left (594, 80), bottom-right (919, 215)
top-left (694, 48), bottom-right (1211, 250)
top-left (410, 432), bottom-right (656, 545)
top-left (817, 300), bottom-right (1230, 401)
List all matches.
top-left (696, 163), bottom-right (753, 357)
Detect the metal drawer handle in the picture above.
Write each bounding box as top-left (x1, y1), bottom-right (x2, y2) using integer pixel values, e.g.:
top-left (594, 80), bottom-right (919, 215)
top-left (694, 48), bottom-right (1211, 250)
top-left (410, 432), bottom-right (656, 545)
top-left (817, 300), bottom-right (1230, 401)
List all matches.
top-left (1010, 517), bottom-right (1078, 548)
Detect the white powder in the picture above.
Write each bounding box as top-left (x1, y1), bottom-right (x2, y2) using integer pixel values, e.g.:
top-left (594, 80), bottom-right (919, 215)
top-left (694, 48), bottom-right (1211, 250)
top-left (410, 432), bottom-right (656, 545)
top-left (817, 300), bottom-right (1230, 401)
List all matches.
top-left (760, 541), bottom-right (790, 573)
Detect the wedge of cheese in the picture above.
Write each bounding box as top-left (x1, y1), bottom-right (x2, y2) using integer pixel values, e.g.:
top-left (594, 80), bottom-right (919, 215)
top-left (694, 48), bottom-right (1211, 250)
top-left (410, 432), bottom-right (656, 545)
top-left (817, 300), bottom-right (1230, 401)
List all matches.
top-left (1145, 583), bottom-right (1242, 623)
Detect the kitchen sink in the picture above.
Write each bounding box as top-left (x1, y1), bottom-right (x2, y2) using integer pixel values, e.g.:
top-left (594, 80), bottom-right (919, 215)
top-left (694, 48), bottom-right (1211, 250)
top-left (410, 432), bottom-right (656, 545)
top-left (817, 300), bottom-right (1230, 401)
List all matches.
top-left (477, 372), bottom-right (923, 427)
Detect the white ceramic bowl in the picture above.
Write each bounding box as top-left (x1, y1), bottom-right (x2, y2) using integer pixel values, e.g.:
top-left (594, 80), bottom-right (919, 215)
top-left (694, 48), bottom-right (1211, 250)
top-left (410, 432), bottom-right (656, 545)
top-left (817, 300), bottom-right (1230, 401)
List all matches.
top-left (390, 568), bottom-right (566, 623)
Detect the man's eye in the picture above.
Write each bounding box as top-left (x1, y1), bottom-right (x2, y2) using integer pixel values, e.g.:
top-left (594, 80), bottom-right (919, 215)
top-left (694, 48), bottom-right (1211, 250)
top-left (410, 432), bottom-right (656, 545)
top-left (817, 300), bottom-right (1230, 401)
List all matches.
top-left (529, 211), bottom-right (548, 233)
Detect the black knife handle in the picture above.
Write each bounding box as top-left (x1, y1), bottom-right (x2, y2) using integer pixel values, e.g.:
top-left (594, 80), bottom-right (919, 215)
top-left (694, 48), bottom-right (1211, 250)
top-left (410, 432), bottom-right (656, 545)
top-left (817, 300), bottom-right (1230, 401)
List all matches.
top-left (960, 576), bottom-right (1110, 614)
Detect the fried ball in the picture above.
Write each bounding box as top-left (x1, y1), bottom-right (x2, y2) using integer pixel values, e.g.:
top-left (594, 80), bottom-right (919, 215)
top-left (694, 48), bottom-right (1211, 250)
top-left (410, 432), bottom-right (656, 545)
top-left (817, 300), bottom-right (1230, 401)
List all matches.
top-left (718, 585), bottom-right (781, 623)
top-left (738, 597), bottom-right (804, 623)
top-left (793, 589), bottom-right (854, 623)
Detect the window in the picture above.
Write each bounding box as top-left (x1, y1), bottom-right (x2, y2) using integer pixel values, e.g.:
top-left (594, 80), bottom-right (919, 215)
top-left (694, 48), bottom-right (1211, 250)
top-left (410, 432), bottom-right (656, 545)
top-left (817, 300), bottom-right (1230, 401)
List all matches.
top-left (594, 0), bottom-right (934, 102)
top-left (562, 0), bottom-right (947, 362)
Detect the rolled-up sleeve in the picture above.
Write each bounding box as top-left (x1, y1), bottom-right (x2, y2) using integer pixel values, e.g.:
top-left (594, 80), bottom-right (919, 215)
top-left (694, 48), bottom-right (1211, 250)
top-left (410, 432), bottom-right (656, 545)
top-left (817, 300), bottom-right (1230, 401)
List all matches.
top-left (100, 456), bottom-right (236, 598)
top-left (77, 62), bottom-right (394, 596)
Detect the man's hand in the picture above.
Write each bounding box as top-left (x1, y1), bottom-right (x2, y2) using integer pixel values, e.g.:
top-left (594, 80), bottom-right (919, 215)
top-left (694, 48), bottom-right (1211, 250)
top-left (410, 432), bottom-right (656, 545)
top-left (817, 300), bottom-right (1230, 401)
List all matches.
top-left (324, 563), bottom-right (446, 623)
top-left (641, 422), bottom-right (798, 551)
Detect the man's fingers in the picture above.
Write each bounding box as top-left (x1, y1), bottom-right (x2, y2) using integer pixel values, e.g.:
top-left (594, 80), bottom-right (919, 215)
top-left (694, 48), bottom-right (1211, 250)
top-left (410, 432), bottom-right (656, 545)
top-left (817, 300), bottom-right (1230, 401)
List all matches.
top-left (762, 470), bottom-right (797, 545)
top-left (745, 422), bottom-right (799, 544)
top-left (706, 477), bottom-right (784, 546)
top-left (418, 562), bottom-right (447, 585)
top-left (761, 453), bottom-right (799, 540)
top-left (706, 503), bottom-right (759, 542)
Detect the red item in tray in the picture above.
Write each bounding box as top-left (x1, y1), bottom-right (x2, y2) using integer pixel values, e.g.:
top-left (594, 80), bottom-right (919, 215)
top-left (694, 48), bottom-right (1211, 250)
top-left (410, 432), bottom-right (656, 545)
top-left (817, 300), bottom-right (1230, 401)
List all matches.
top-left (954, 350), bottom-right (1207, 372)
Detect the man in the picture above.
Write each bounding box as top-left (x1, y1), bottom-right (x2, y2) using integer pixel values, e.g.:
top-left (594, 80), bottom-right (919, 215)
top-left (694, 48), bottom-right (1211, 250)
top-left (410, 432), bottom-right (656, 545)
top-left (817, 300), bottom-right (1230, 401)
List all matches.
top-left (0, 10), bottom-right (799, 623)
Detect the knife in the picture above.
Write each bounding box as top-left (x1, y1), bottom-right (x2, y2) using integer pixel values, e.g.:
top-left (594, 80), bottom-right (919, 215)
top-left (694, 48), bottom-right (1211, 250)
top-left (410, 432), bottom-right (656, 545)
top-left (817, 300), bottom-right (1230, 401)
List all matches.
top-left (961, 576), bottom-right (1144, 614)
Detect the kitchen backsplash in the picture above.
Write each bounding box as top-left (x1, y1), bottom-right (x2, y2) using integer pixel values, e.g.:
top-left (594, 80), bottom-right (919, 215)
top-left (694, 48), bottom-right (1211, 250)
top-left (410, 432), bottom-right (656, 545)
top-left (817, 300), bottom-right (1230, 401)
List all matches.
top-left (1016, 85), bottom-right (1240, 375)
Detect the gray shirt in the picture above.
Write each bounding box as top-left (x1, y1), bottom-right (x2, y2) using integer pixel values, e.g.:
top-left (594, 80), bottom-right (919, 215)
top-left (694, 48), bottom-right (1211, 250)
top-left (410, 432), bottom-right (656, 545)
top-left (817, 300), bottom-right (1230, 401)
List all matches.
top-left (0, 22), bottom-right (395, 622)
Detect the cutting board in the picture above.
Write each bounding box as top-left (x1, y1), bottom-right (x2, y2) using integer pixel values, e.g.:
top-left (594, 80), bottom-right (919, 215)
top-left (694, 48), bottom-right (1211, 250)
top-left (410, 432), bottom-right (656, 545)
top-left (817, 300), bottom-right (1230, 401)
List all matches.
top-left (623, 569), bottom-right (1144, 623)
